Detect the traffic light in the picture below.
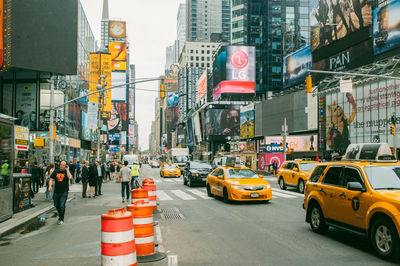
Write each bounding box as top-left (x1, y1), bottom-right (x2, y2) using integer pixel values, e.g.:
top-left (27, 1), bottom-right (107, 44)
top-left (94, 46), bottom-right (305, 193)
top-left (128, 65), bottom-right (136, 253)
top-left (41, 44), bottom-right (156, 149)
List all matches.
top-left (160, 83), bottom-right (165, 99)
top-left (391, 125), bottom-right (396, 135)
top-left (305, 76), bottom-right (312, 93)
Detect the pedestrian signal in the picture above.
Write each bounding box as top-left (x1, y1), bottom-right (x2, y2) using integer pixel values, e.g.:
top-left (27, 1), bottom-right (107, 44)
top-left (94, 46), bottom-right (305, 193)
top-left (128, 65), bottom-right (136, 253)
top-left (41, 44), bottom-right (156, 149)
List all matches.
top-left (305, 76), bottom-right (312, 93)
top-left (391, 125), bottom-right (396, 135)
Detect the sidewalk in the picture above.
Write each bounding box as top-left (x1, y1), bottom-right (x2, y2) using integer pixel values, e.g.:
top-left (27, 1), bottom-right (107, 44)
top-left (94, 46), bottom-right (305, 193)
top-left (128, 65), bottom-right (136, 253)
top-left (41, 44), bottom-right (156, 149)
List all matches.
top-left (0, 184), bottom-right (78, 238)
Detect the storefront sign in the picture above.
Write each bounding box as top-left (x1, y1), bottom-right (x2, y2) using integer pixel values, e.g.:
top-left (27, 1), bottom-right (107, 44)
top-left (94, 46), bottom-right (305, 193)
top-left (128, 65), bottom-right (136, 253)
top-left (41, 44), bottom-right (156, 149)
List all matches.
top-left (265, 135), bottom-right (318, 152)
top-left (14, 126), bottom-right (29, 151)
top-left (258, 153), bottom-right (284, 171)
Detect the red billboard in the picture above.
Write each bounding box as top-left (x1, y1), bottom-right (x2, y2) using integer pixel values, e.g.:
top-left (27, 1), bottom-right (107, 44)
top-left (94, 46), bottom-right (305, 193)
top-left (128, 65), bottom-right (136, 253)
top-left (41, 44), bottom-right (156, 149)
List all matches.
top-left (213, 81), bottom-right (255, 100)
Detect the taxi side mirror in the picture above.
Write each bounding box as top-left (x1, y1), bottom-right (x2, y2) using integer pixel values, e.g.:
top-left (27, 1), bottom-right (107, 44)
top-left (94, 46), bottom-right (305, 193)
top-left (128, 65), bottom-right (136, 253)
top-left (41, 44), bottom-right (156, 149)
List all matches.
top-left (293, 167), bottom-right (299, 172)
top-left (347, 182), bottom-right (365, 192)
top-left (217, 175), bottom-right (223, 180)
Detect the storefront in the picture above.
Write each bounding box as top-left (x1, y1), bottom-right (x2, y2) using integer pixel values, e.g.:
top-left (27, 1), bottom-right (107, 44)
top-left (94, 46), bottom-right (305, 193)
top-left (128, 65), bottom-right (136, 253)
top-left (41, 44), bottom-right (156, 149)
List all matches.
top-left (0, 116), bottom-right (14, 221)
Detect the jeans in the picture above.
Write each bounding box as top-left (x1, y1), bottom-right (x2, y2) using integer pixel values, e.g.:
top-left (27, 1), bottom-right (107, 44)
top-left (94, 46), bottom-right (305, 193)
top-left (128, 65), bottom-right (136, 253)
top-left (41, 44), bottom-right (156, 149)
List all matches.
top-left (121, 182), bottom-right (130, 199)
top-left (130, 176), bottom-right (139, 190)
top-left (96, 177), bottom-right (103, 195)
top-left (32, 178), bottom-right (39, 193)
top-left (82, 180), bottom-right (88, 197)
top-left (53, 191), bottom-right (68, 221)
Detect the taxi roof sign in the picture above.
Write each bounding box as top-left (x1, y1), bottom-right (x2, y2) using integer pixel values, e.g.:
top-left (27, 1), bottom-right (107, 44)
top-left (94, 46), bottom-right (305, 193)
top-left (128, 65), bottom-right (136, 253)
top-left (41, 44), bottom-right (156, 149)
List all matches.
top-left (343, 143), bottom-right (396, 162)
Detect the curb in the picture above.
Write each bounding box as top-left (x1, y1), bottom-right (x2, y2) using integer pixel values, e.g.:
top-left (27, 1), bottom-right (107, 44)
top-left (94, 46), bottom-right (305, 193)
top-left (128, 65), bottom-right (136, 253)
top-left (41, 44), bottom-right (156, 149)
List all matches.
top-left (0, 197), bottom-right (74, 238)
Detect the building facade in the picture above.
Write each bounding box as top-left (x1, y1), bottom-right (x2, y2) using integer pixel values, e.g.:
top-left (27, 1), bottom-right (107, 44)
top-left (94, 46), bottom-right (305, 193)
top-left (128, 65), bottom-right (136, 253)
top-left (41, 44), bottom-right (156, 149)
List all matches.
top-left (178, 41), bottom-right (226, 69)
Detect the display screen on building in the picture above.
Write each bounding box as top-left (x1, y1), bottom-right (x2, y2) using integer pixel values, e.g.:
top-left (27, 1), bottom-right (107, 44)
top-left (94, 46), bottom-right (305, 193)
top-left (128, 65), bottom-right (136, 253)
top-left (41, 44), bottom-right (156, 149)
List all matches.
top-left (197, 70), bottom-right (207, 101)
top-left (111, 71), bottom-right (126, 101)
top-left (89, 53), bottom-right (112, 112)
top-left (283, 46), bottom-right (312, 89)
top-left (205, 108), bottom-right (240, 139)
top-left (107, 102), bottom-right (127, 133)
top-left (310, 0), bottom-right (372, 52)
top-left (167, 92), bottom-right (179, 106)
top-left (109, 21), bottom-right (126, 38)
top-left (109, 42), bottom-right (127, 61)
top-left (240, 104), bottom-right (254, 139)
top-left (373, 0), bottom-right (400, 55)
top-left (325, 79), bottom-right (400, 153)
top-left (264, 135), bottom-right (318, 152)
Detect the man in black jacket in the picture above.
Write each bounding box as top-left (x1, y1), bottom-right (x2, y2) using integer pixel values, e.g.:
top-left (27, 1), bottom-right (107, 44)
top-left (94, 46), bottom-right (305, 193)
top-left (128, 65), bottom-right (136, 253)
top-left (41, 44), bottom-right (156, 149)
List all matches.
top-left (31, 162), bottom-right (41, 193)
top-left (81, 161), bottom-right (89, 198)
top-left (95, 161), bottom-right (104, 196)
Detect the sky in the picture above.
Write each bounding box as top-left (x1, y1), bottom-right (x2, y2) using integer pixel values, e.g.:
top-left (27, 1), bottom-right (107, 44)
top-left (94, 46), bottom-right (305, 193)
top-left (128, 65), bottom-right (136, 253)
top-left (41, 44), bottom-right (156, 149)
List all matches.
top-left (81, 0), bottom-right (184, 151)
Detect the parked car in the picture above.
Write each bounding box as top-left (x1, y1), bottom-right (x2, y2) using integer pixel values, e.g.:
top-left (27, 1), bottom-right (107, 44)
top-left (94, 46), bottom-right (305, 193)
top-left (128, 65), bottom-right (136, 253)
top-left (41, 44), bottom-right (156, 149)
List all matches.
top-left (183, 161), bottom-right (213, 187)
top-left (150, 160), bottom-right (160, 168)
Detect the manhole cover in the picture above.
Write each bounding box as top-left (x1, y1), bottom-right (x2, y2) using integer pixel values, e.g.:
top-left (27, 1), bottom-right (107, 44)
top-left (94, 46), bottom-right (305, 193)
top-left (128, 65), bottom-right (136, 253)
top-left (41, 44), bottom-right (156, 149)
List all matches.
top-left (160, 207), bottom-right (184, 220)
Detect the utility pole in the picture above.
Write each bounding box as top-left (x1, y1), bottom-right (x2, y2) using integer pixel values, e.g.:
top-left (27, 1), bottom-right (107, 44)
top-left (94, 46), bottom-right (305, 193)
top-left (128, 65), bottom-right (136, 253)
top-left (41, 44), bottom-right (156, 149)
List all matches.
top-left (392, 113), bottom-right (397, 159)
top-left (282, 117), bottom-right (288, 161)
top-left (49, 76), bottom-right (57, 163)
top-left (97, 75), bottom-right (106, 161)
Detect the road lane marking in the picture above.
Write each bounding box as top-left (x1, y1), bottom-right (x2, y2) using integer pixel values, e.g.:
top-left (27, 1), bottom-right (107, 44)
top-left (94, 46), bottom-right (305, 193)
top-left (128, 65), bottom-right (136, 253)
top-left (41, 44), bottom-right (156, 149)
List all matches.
top-left (156, 190), bottom-right (173, 201)
top-left (171, 190), bottom-right (196, 200)
top-left (272, 188), bottom-right (303, 197)
top-left (163, 179), bottom-right (175, 183)
top-left (155, 222), bottom-right (165, 253)
top-left (186, 189), bottom-right (210, 199)
top-left (168, 255), bottom-right (178, 266)
top-left (271, 190), bottom-right (297, 199)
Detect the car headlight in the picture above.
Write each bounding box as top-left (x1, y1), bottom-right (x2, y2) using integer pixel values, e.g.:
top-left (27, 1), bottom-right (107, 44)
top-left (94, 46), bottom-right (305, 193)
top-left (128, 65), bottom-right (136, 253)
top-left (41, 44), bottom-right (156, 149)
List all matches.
top-left (262, 184), bottom-right (271, 189)
top-left (231, 185), bottom-right (245, 189)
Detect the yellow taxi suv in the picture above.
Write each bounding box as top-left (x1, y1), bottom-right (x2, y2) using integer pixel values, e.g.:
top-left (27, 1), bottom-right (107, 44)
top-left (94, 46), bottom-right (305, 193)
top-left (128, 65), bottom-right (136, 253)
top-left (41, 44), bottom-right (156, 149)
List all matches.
top-left (277, 160), bottom-right (318, 193)
top-left (160, 164), bottom-right (181, 178)
top-left (206, 165), bottom-right (272, 203)
top-left (304, 143), bottom-right (400, 260)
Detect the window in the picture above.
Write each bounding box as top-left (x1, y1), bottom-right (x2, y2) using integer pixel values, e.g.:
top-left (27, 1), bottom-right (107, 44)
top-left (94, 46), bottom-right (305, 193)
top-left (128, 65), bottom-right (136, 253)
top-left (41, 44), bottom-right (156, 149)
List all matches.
top-left (323, 167), bottom-right (343, 186)
top-left (300, 6), bottom-right (308, 14)
top-left (342, 168), bottom-right (364, 187)
top-left (201, 56), bottom-right (204, 61)
top-left (310, 166), bottom-right (327, 183)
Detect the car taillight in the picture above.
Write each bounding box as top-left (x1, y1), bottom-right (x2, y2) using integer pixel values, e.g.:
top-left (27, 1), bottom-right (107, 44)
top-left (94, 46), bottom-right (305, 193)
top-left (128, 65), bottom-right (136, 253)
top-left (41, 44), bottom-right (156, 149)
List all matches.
top-left (304, 184), bottom-right (307, 194)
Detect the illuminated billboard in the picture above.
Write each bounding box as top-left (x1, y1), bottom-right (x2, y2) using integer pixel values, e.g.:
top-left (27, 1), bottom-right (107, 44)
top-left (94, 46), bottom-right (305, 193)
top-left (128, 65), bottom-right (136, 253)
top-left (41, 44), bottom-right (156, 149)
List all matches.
top-left (89, 53), bottom-right (112, 112)
top-left (205, 108), bottom-right (240, 138)
top-left (109, 42), bottom-right (127, 61)
top-left (197, 70), bottom-right (207, 101)
top-left (111, 71), bottom-right (126, 101)
top-left (167, 92), bottom-right (178, 106)
top-left (283, 46), bottom-right (312, 89)
top-left (373, 0), bottom-right (400, 55)
top-left (212, 46), bottom-right (255, 100)
top-left (111, 61), bottom-right (126, 71)
top-left (107, 102), bottom-right (127, 133)
top-left (240, 104), bottom-right (254, 139)
top-left (109, 21), bottom-right (126, 38)
top-left (310, 0), bottom-right (372, 52)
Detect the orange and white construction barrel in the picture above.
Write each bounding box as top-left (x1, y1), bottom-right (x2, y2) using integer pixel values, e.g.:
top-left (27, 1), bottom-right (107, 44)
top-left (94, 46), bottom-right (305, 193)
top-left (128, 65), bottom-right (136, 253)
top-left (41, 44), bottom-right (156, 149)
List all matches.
top-left (142, 178), bottom-right (154, 185)
top-left (131, 187), bottom-right (149, 204)
top-left (142, 183), bottom-right (157, 210)
top-left (101, 208), bottom-right (137, 266)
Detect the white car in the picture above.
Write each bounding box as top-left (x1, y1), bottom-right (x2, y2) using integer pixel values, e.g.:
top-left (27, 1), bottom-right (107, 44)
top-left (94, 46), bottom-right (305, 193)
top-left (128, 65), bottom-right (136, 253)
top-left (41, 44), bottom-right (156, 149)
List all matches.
top-left (150, 161), bottom-right (160, 168)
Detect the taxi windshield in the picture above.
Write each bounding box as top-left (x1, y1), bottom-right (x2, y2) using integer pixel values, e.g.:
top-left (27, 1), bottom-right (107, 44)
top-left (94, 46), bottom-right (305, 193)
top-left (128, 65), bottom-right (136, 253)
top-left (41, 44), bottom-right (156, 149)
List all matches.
top-left (164, 164), bottom-right (177, 169)
top-left (299, 163), bottom-right (317, 172)
top-left (364, 166), bottom-right (400, 190)
top-left (226, 169), bottom-right (259, 179)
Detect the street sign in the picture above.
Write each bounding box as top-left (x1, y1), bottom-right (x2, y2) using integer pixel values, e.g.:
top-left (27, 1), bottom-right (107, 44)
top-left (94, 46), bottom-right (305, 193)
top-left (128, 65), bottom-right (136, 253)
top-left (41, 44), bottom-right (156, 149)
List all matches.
top-left (14, 125), bottom-right (29, 151)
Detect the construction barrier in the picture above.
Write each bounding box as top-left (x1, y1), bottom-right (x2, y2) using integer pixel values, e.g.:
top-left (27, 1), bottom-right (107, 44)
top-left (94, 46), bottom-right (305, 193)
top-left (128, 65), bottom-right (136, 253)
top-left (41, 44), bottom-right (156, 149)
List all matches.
top-left (131, 187), bottom-right (149, 204)
top-left (127, 201), bottom-right (154, 256)
top-left (142, 178), bottom-right (154, 185)
top-left (101, 208), bottom-right (137, 266)
top-left (142, 182), bottom-right (157, 210)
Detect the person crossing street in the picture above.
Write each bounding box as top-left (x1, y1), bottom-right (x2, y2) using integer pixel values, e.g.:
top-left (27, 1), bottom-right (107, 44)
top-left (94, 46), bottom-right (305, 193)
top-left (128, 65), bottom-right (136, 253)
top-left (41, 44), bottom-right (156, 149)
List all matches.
top-left (120, 161), bottom-right (132, 203)
top-left (130, 163), bottom-right (140, 190)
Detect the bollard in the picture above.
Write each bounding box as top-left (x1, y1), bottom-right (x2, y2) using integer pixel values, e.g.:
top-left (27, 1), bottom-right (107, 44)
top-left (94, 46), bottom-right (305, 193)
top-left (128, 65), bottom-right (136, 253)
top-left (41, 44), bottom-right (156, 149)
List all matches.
top-left (126, 201), bottom-right (166, 263)
top-left (131, 187), bottom-right (149, 204)
top-left (142, 182), bottom-right (157, 210)
top-left (142, 178), bottom-right (154, 185)
top-left (101, 208), bottom-right (137, 266)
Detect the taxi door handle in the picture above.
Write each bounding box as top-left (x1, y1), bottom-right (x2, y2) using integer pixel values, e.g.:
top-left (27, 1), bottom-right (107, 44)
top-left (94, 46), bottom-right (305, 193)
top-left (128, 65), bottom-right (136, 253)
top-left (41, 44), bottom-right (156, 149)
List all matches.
top-left (319, 188), bottom-right (325, 193)
top-left (339, 193), bottom-right (346, 198)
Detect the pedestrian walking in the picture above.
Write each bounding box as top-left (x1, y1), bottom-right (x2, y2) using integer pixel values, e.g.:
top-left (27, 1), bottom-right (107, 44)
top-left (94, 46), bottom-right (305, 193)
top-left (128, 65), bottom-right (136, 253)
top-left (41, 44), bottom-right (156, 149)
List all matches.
top-left (110, 162), bottom-right (116, 181)
top-left (120, 161), bottom-right (132, 203)
top-left (88, 163), bottom-right (97, 198)
top-left (44, 163), bottom-right (55, 200)
top-left (130, 163), bottom-right (140, 190)
top-left (39, 164), bottom-right (44, 187)
top-left (81, 161), bottom-right (89, 198)
top-left (68, 161), bottom-right (76, 185)
top-left (95, 161), bottom-right (104, 196)
top-left (105, 162), bottom-right (111, 181)
top-left (272, 160), bottom-right (278, 175)
top-left (31, 162), bottom-right (41, 193)
top-left (75, 160), bottom-right (81, 183)
top-left (48, 161), bottom-right (72, 225)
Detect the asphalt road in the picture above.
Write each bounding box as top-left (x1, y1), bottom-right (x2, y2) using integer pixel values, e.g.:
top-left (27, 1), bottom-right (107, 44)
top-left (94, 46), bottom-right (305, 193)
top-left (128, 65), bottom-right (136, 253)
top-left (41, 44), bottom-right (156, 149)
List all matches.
top-left (0, 165), bottom-right (397, 266)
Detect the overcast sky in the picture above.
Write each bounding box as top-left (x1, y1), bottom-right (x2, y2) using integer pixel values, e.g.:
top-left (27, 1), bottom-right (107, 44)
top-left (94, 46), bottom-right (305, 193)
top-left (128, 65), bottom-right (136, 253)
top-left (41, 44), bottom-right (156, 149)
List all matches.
top-left (81, 0), bottom-right (184, 151)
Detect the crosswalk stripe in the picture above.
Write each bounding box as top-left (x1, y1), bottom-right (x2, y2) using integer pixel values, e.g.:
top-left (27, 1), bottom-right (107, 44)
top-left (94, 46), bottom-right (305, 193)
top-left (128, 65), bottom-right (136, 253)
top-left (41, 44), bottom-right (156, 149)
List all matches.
top-left (271, 188), bottom-right (303, 197)
top-left (170, 190), bottom-right (196, 200)
top-left (186, 189), bottom-right (210, 199)
top-left (163, 179), bottom-right (175, 183)
top-left (272, 190), bottom-right (297, 199)
top-left (156, 190), bottom-right (173, 201)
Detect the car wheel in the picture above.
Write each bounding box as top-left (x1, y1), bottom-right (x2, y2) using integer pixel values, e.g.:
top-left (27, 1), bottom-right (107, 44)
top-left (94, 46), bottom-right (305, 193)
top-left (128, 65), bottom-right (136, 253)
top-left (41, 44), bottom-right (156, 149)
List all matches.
top-left (309, 203), bottom-right (329, 234)
top-left (188, 178), bottom-right (193, 187)
top-left (298, 179), bottom-right (305, 194)
top-left (183, 176), bottom-right (187, 186)
top-left (279, 177), bottom-right (287, 190)
top-left (371, 217), bottom-right (400, 260)
top-left (207, 184), bottom-right (213, 197)
top-left (223, 188), bottom-right (230, 203)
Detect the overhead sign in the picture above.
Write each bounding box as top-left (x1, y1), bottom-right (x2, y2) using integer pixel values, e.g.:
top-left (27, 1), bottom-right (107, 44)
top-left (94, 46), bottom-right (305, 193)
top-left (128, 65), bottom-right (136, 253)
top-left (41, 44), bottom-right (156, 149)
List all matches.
top-left (283, 46), bottom-right (312, 89)
top-left (14, 125), bottom-right (29, 151)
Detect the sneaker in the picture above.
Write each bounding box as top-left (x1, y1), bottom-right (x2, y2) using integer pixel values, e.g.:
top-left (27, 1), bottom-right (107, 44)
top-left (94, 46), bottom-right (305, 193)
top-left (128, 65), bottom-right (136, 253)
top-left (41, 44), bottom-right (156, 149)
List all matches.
top-left (122, 198), bottom-right (125, 203)
top-left (57, 220), bottom-right (63, 225)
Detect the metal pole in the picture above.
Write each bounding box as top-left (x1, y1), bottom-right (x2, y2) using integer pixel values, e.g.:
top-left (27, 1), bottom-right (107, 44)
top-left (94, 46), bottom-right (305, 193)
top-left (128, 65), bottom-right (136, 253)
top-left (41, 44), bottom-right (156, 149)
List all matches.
top-left (283, 117), bottom-right (287, 161)
top-left (393, 113), bottom-right (397, 160)
top-left (49, 77), bottom-right (56, 163)
top-left (307, 69), bottom-right (400, 80)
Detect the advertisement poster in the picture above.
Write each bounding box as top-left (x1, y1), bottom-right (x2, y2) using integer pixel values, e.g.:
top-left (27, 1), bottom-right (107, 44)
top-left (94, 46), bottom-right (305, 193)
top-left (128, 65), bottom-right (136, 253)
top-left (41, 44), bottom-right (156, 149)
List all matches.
top-left (107, 133), bottom-right (120, 145)
top-left (373, 0), bottom-right (400, 55)
top-left (240, 104), bottom-right (255, 139)
top-left (15, 83), bottom-right (37, 130)
top-left (13, 174), bottom-right (32, 212)
top-left (283, 46), bottom-right (312, 88)
top-left (258, 153), bottom-right (284, 171)
top-left (129, 88), bottom-right (134, 120)
top-left (264, 135), bottom-right (318, 152)
top-left (205, 108), bottom-right (240, 138)
top-left (120, 131), bottom-right (126, 145)
top-left (187, 118), bottom-right (194, 147)
top-left (167, 92), bottom-right (179, 106)
top-left (89, 53), bottom-right (112, 112)
top-left (128, 124), bottom-right (135, 145)
top-left (108, 102), bottom-right (127, 133)
top-left (193, 113), bottom-right (202, 143)
top-left (14, 126), bottom-right (29, 151)
top-left (87, 102), bottom-right (98, 130)
top-left (197, 70), bottom-right (207, 101)
top-left (325, 79), bottom-right (400, 152)
top-left (109, 21), bottom-right (126, 38)
top-left (310, 0), bottom-right (372, 51)
top-left (111, 71), bottom-right (126, 101)
top-left (109, 42), bottom-right (127, 61)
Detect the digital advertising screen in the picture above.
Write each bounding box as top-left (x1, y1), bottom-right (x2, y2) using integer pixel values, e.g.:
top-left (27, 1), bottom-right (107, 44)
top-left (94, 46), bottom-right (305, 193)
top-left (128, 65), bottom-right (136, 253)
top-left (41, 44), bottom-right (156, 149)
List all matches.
top-left (167, 92), bottom-right (179, 106)
top-left (107, 102), bottom-right (127, 133)
top-left (283, 46), bottom-right (312, 89)
top-left (111, 71), bottom-right (127, 101)
top-left (205, 108), bottom-right (240, 138)
top-left (240, 104), bottom-right (255, 139)
top-left (109, 42), bottom-right (127, 61)
top-left (373, 0), bottom-right (400, 55)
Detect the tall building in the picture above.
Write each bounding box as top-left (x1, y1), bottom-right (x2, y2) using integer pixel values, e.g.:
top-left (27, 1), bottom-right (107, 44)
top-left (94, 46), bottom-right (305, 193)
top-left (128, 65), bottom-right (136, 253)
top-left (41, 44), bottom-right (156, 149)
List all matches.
top-left (100, 0), bottom-right (109, 49)
top-left (177, 3), bottom-right (186, 55)
top-left (186, 0), bottom-right (223, 42)
top-left (165, 45), bottom-right (175, 72)
top-left (179, 41), bottom-right (226, 69)
top-left (221, 0), bottom-right (231, 43)
top-left (231, 0), bottom-right (309, 93)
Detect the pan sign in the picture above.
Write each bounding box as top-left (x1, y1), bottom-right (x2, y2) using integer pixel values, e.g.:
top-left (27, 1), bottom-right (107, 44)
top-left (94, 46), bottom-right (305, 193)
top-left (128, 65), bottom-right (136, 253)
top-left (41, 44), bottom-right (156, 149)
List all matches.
top-left (14, 125), bottom-right (29, 151)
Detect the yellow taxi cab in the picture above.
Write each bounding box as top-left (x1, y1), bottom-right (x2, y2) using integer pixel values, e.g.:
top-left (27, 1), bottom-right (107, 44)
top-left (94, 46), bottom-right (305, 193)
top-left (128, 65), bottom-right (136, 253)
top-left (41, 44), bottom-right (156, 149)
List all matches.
top-left (206, 160), bottom-right (272, 203)
top-left (277, 160), bottom-right (318, 193)
top-left (160, 164), bottom-right (181, 178)
top-left (304, 143), bottom-right (400, 260)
